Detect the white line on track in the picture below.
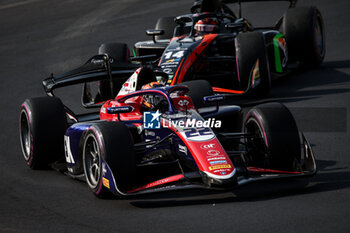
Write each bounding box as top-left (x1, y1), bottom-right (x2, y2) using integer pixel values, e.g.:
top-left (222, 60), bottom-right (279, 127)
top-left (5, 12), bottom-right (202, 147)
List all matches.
top-left (0, 0), bottom-right (41, 10)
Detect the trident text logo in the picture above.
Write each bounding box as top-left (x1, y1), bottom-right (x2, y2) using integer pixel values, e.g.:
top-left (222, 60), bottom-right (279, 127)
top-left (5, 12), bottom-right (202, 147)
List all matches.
top-left (143, 110), bottom-right (161, 129)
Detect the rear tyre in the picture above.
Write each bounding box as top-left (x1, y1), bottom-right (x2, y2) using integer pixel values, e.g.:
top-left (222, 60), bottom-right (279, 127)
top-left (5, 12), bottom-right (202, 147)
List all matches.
top-left (19, 97), bottom-right (67, 169)
top-left (243, 102), bottom-right (301, 171)
top-left (82, 121), bottom-right (136, 198)
top-left (236, 32), bottom-right (271, 97)
top-left (155, 16), bottom-right (176, 40)
top-left (282, 6), bottom-right (325, 66)
top-left (181, 80), bottom-right (214, 109)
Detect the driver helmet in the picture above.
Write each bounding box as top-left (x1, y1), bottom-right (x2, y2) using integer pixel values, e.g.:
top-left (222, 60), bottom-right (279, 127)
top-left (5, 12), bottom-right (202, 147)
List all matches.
top-left (141, 82), bottom-right (163, 90)
top-left (194, 17), bottom-right (219, 34)
top-left (141, 82), bottom-right (167, 111)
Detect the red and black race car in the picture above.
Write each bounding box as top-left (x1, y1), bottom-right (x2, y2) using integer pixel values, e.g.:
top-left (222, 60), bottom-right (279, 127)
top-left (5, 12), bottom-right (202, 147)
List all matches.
top-left (39, 0), bottom-right (325, 101)
top-left (19, 66), bottom-right (316, 197)
top-left (133, 0), bottom-right (325, 96)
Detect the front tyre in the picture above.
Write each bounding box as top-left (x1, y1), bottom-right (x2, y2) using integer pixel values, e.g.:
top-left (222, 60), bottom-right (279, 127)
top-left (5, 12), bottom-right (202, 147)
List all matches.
top-left (236, 32), bottom-right (271, 97)
top-left (98, 42), bottom-right (130, 63)
top-left (19, 97), bottom-right (67, 169)
top-left (82, 121), bottom-right (136, 198)
top-left (180, 80), bottom-right (214, 109)
top-left (243, 102), bottom-right (301, 171)
top-left (155, 16), bottom-right (176, 40)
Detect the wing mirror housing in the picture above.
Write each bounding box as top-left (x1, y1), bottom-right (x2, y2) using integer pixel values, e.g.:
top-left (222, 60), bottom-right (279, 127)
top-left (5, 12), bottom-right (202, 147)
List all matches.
top-left (203, 95), bottom-right (225, 104)
top-left (107, 106), bottom-right (133, 114)
top-left (146, 29), bottom-right (164, 36)
top-left (146, 29), bottom-right (164, 43)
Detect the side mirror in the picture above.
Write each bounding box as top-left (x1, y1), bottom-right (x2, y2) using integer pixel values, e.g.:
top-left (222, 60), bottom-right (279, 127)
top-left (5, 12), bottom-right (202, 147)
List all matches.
top-left (146, 29), bottom-right (165, 43)
top-left (146, 29), bottom-right (164, 36)
top-left (107, 106), bottom-right (133, 114)
top-left (203, 95), bottom-right (225, 104)
top-left (199, 95), bottom-right (225, 114)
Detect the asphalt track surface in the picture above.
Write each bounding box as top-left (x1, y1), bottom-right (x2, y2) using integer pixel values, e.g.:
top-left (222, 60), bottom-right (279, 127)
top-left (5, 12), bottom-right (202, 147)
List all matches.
top-left (0, 0), bottom-right (350, 232)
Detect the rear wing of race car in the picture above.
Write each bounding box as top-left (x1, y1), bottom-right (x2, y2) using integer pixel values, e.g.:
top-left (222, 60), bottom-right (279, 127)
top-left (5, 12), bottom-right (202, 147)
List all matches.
top-left (222, 0), bottom-right (296, 19)
top-left (42, 54), bottom-right (171, 121)
top-left (42, 54), bottom-right (139, 96)
top-left (42, 54), bottom-right (167, 95)
top-left (42, 54), bottom-right (139, 121)
top-left (222, 0), bottom-right (296, 7)
top-left (191, 0), bottom-right (297, 29)
top-left (192, 0), bottom-right (296, 14)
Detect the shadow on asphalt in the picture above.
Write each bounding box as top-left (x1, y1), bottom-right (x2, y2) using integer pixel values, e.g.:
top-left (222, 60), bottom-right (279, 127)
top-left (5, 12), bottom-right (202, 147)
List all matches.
top-left (128, 159), bottom-right (350, 208)
top-left (226, 59), bottom-right (350, 107)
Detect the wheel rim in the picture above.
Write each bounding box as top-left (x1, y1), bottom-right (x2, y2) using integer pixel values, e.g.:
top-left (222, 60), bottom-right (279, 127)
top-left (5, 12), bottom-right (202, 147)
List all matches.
top-left (244, 117), bottom-right (269, 167)
top-left (20, 110), bottom-right (31, 161)
top-left (315, 14), bottom-right (325, 57)
top-left (83, 134), bottom-right (101, 189)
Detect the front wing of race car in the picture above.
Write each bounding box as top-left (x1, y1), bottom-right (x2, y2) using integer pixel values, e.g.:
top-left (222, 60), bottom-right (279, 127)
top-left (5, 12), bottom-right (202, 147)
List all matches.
top-left (101, 134), bottom-right (316, 197)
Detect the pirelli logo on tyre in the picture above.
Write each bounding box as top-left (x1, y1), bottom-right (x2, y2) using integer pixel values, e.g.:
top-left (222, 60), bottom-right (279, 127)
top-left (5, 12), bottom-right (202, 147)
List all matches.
top-left (208, 164), bottom-right (231, 171)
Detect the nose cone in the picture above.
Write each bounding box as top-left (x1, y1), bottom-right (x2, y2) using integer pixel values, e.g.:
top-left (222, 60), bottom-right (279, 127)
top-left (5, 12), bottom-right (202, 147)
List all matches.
top-left (186, 138), bottom-right (236, 185)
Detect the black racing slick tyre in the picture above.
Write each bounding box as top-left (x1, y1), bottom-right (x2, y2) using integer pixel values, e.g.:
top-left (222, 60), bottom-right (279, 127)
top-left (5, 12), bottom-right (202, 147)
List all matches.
top-left (98, 42), bottom-right (130, 63)
top-left (243, 102), bottom-right (301, 171)
top-left (19, 97), bottom-right (67, 169)
top-left (82, 121), bottom-right (136, 198)
top-left (236, 32), bottom-right (271, 97)
top-left (282, 6), bottom-right (325, 67)
top-left (181, 80), bottom-right (214, 109)
top-left (155, 16), bottom-right (176, 40)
